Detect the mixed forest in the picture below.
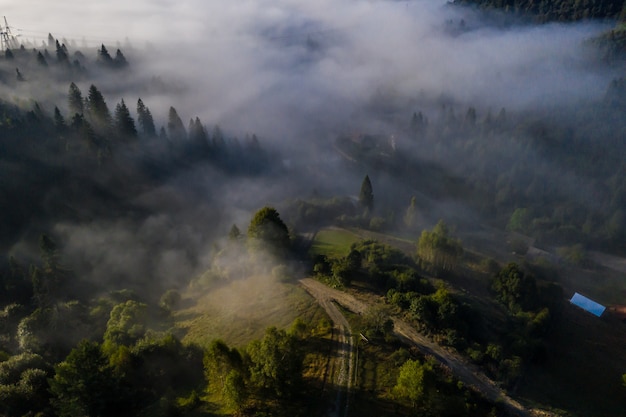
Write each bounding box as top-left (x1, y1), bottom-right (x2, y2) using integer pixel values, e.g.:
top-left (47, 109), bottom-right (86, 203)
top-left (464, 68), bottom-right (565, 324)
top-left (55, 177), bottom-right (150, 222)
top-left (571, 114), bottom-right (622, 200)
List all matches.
top-left (1, 2), bottom-right (626, 417)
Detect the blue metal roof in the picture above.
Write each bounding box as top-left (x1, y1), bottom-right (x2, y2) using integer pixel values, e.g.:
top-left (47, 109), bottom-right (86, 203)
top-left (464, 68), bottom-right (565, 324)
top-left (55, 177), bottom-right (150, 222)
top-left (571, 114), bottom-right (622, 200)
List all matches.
top-left (570, 292), bottom-right (606, 317)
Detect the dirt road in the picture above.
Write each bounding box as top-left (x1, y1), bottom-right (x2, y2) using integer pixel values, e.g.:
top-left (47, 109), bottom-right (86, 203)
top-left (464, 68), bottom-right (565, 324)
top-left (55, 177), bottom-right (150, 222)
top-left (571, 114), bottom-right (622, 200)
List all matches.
top-left (300, 278), bottom-right (529, 417)
top-left (300, 278), bottom-right (355, 417)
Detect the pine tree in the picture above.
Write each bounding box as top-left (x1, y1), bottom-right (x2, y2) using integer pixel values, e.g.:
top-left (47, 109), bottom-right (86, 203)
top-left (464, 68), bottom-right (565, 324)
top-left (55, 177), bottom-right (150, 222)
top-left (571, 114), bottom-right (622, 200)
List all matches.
top-left (47, 33), bottom-right (55, 49)
top-left (86, 84), bottom-right (111, 129)
top-left (359, 175), bottom-right (374, 211)
top-left (55, 40), bottom-right (68, 64)
top-left (167, 106), bottom-right (186, 140)
top-left (54, 107), bottom-right (67, 132)
top-left (114, 99), bottom-right (137, 140)
top-left (68, 82), bottom-right (83, 115)
top-left (113, 49), bottom-right (128, 68)
top-left (36, 51), bottom-right (48, 67)
top-left (136, 98), bottom-right (156, 137)
top-left (189, 117), bottom-right (209, 151)
top-left (97, 44), bottom-right (113, 66)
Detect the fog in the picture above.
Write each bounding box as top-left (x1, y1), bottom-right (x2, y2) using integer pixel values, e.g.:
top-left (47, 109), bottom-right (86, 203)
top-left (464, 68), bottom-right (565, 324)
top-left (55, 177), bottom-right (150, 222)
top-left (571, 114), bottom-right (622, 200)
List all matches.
top-left (2, 0), bottom-right (622, 295)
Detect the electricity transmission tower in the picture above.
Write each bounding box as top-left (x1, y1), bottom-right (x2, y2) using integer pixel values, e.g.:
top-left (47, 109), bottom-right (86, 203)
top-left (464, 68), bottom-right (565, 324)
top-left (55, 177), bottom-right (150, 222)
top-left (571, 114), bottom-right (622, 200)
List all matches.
top-left (0, 17), bottom-right (19, 50)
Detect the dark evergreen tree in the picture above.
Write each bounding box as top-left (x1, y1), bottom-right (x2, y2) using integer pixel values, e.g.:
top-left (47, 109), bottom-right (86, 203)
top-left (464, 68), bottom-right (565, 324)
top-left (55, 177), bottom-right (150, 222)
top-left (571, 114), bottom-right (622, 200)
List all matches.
top-left (86, 84), bottom-right (111, 129)
top-left (47, 33), bottom-right (55, 49)
top-left (36, 51), bottom-right (48, 67)
top-left (68, 82), bottom-right (83, 115)
top-left (113, 49), bottom-right (128, 68)
top-left (97, 44), bottom-right (113, 66)
top-left (5, 48), bottom-right (14, 60)
top-left (212, 125), bottom-right (225, 149)
top-left (136, 98), bottom-right (156, 137)
top-left (15, 68), bottom-right (24, 82)
top-left (359, 174), bottom-right (374, 211)
top-left (229, 224), bottom-right (241, 241)
top-left (55, 40), bottom-right (68, 64)
top-left (113, 99), bottom-right (137, 140)
top-left (189, 117), bottom-right (209, 151)
top-left (54, 107), bottom-right (67, 132)
top-left (167, 106), bottom-right (186, 140)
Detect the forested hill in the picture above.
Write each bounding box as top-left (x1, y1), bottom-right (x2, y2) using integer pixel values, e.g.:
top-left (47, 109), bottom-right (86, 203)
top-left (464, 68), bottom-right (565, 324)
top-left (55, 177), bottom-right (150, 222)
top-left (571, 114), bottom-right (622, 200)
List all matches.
top-left (454, 0), bottom-right (626, 22)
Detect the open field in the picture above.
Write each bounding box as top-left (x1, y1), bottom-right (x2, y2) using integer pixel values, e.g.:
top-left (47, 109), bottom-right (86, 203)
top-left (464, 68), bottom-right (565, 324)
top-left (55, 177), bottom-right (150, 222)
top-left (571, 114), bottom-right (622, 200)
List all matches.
top-left (310, 228), bottom-right (363, 258)
top-left (175, 275), bottom-right (327, 348)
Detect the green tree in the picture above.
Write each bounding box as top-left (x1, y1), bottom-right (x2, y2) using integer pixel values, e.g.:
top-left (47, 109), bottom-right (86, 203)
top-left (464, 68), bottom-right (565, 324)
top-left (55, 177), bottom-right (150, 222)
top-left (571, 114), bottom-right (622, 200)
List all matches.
top-left (417, 220), bottom-right (463, 273)
top-left (247, 327), bottom-right (302, 397)
top-left (50, 341), bottom-right (121, 417)
top-left (203, 339), bottom-right (243, 395)
top-left (0, 353), bottom-right (51, 417)
top-left (393, 359), bottom-right (435, 409)
top-left (223, 370), bottom-right (247, 411)
top-left (102, 300), bottom-right (148, 354)
top-left (404, 196), bottom-right (418, 228)
top-left (247, 207), bottom-right (290, 253)
top-left (492, 263), bottom-right (537, 312)
top-left (359, 174), bottom-right (374, 211)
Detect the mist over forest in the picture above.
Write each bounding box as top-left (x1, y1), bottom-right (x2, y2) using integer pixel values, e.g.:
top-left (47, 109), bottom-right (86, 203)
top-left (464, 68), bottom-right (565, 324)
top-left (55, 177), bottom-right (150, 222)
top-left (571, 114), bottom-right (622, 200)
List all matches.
top-left (1, 0), bottom-right (626, 416)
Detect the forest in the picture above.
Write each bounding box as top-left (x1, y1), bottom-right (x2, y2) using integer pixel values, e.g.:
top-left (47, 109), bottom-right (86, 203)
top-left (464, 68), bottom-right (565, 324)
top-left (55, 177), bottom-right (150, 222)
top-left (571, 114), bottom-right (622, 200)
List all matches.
top-left (1, 0), bottom-right (626, 416)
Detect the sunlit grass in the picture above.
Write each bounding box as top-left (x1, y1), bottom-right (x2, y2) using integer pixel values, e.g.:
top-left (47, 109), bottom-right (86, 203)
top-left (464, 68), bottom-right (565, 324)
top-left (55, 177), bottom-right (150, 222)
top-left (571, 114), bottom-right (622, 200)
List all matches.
top-left (309, 228), bottom-right (362, 258)
top-left (175, 276), bottom-right (326, 348)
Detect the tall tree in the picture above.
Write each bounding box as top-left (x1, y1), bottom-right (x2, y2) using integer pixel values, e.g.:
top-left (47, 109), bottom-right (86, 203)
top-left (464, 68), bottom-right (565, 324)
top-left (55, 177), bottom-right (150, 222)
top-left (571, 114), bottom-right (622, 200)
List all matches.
top-left (36, 51), bottom-right (48, 67)
top-left (113, 99), bottom-right (137, 140)
top-left (55, 40), bottom-right (68, 64)
top-left (359, 174), bottom-right (374, 211)
top-left (97, 44), bottom-right (113, 66)
top-left (167, 106), bottom-right (186, 140)
top-left (247, 207), bottom-right (290, 253)
top-left (404, 196), bottom-right (418, 228)
top-left (68, 82), bottom-right (83, 115)
top-left (247, 327), bottom-right (302, 397)
top-left (86, 84), bottom-right (111, 129)
top-left (113, 49), bottom-right (128, 68)
top-left (417, 220), bottom-right (463, 273)
top-left (136, 98), bottom-right (156, 137)
top-left (50, 341), bottom-right (122, 417)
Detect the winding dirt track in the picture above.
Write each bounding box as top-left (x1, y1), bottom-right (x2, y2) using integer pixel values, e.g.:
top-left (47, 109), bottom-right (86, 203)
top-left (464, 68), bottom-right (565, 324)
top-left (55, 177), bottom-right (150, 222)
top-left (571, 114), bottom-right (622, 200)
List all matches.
top-left (300, 278), bottom-right (529, 417)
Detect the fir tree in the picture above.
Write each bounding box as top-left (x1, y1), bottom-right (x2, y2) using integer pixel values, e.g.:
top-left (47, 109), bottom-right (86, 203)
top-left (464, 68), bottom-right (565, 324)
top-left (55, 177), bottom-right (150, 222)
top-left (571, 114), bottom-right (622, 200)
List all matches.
top-left (114, 99), bottom-right (137, 140)
top-left (359, 175), bottom-right (374, 211)
top-left (68, 82), bottom-right (83, 115)
top-left (136, 98), bottom-right (156, 137)
top-left (167, 106), bottom-right (186, 140)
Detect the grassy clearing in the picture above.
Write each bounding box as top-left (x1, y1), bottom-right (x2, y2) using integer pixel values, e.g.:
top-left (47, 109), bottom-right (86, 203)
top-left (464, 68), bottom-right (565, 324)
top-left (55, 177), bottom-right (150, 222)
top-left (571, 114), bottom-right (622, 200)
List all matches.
top-left (175, 275), bottom-right (326, 348)
top-left (309, 228), bottom-right (362, 258)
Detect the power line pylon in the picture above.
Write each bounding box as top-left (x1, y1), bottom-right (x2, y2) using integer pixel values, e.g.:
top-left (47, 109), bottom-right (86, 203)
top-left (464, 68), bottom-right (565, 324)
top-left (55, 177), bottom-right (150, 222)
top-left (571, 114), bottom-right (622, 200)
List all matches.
top-left (0, 17), bottom-right (19, 51)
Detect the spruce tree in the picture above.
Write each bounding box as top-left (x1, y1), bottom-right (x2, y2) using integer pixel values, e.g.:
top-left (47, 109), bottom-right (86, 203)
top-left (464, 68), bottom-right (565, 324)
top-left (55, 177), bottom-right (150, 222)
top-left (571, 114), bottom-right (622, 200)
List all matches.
top-left (68, 82), bottom-right (83, 115)
top-left (167, 106), bottom-right (186, 140)
top-left (359, 175), bottom-right (374, 211)
top-left (114, 99), bottom-right (137, 140)
top-left (136, 98), bottom-right (156, 137)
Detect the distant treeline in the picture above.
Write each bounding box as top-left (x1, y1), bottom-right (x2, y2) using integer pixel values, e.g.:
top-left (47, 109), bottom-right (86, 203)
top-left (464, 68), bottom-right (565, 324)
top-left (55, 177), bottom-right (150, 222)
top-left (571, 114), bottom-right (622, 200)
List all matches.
top-left (455, 0), bottom-right (626, 22)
